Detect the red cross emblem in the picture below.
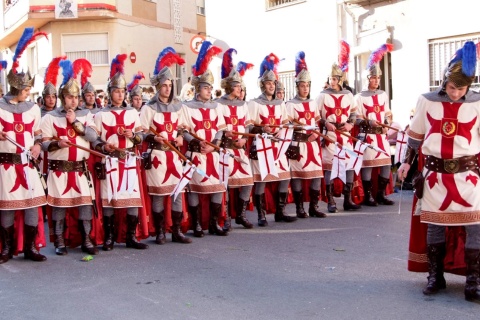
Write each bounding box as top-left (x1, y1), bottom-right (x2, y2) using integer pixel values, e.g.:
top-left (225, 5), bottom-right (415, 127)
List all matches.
top-left (324, 95), bottom-right (349, 123)
top-left (191, 108), bottom-right (219, 141)
top-left (259, 105), bottom-right (280, 126)
top-left (363, 95), bottom-right (384, 122)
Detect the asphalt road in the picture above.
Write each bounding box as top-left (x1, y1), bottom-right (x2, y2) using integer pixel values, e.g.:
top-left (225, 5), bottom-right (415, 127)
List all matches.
top-left (1, 190), bottom-right (479, 319)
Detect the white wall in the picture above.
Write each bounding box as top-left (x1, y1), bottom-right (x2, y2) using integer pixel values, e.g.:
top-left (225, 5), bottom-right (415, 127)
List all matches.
top-left (206, 0), bottom-right (338, 98)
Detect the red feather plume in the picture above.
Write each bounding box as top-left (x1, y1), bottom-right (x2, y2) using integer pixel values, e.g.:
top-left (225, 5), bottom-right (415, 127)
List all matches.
top-left (127, 71), bottom-right (145, 92)
top-left (73, 59), bottom-right (92, 88)
top-left (12, 31), bottom-right (48, 73)
top-left (159, 52), bottom-right (185, 71)
top-left (237, 62), bottom-right (254, 77)
top-left (109, 54), bottom-right (127, 79)
top-left (367, 43), bottom-right (394, 69)
top-left (44, 56), bottom-right (66, 86)
top-left (338, 40), bottom-right (350, 72)
top-left (192, 45), bottom-right (222, 76)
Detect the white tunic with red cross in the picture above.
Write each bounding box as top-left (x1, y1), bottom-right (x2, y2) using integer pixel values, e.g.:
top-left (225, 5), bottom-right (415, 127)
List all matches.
top-left (40, 108), bottom-right (95, 207)
top-left (94, 105), bottom-right (143, 208)
top-left (140, 99), bottom-right (185, 196)
top-left (216, 96), bottom-right (254, 188)
top-left (248, 95), bottom-right (290, 182)
top-left (286, 97), bottom-right (323, 179)
top-left (354, 89), bottom-right (391, 167)
top-left (316, 89), bottom-right (355, 171)
top-left (408, 92), bottom-right (480, 226)
top-left (181, 100), bottom-right (227, 194)
top-left (0, 100), bottom-right (47, 210)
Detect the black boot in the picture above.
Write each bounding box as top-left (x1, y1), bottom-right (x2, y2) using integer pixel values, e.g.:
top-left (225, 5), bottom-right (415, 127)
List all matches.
top-left (275, 192), bottom-right (297, 222)
top-left (325, 184), bottom-right (338, 213)
top-left (343, 183), bottom-right (361, 211)
top-left (0, 226), bottom-right (14, 264)
top-left (125, 215), bottom-right (149, 249)
top-left (254, 194), bottom-right (268, 227)
top-left (152, 211), bottom-right (166, 245)
top-left (23, 225), bottom-right (47, 262)
top-left (309, 189), bottom-right (327, 218)
top-left (376, 176), bottom-right (394, 205)
top-left (423, 243), bottom-right (446, 295)
top-left (79, 220), bottom-right (98, 255)
top-left (223, 200), bottom-right (232, 232)
top-left (208, 203), bottom-right (228, 236)
top-left (293, 191), bottom-right (308, 218)
top-left (188, 205), bottom-right (204, 238)
top-left (362, 180), bottom-right (378, 206)
top-left (464, 248), bottom-right (480, 301)
top-left (171, 210), bottom-right (192, 244)
top-left (235, 199), bottom-right (254, 229)
top-left (102, 215), bottom-right (115, 251)
top-left (53, 219), bottom-right (67, 256)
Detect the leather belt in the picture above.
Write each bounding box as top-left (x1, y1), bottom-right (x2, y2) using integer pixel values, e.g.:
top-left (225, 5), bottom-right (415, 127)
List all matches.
top-left (109, 147), bottom-right (134, 159)
top-left (361, 126), bottom-right (383, 134)
top-left (0, 152), bottom-right (24, 165)
top-left (292, 132), bottom-right (310, 142)
top-left (330, 122), bottom-right (344, 129)
top-left (150, 141), bottom-right (172, 151)
top-left (424, 154), bottom-right (479, 174)
top-left (220, 137), bottom-right (242, 150)
top-left (187, 140), bottom-right (201, 153)
top-left (48, 159), bottom-right (85, 172)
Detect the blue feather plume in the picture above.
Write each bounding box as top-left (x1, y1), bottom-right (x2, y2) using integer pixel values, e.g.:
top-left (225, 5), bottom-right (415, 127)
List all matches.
top-left (0, 60), bottom-right (7, 70)
top-left (13, 27), bottom-right (34, 63)
top-left (461, 41), bottom-right (476, 77)
top-left (154, 47), bottom-right (175, 75)
top-left (295, 51), bottom-right (307, 76)
top-left (59, 59), bottom-right (74, 87)
top-left (193, 41), bottom-right (212, 75)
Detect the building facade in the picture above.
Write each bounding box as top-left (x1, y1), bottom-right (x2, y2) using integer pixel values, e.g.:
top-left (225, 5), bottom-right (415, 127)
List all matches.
top-left (0, 0), bottom-right (206, 98)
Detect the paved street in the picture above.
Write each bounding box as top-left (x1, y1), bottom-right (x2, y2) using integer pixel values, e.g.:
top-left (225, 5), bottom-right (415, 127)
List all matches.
top-left (1, 190), bottom-right (479, 319)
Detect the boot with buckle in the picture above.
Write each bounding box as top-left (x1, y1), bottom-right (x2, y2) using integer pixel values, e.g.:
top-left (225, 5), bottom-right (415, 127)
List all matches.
top-left (275, 192), bottom-right (297, 222)
top-left (125, 215), bottom-right (149, 249)
top-left (208, 203), bottom-right (228, 236)
top-left (79, 219), bottom-right (98, 255)
top-left (102, 215), bottom-right (115, 251)
top-left (343, 183), bottom-right (361, 211)
top-left (53, 219), bottom-right (67, 255)
top-left (254, 194), bottom-right (268, 227)
top-left (188, 205), bottom-right (204, 237)
top-left (293, 191), bottom-right (308, 218)
top-left (152, 210), bottom-right (166, 244)
top-left (423, 243), bottom-right (447, 295)
top-left (362, 180), bottom-right (378, 206)
top-left (23, 225), bottom-right (47, 262)
top-left (376, 176), bottom-right (394, 205)
top-left (464, 248), bottom-right (480, 302)
top-left (325, 184), bottom-right (338, 213)
top-left (222, 200), bottom-right (232, 232)
top-left (171, 210), bottom-right (192, 243)
top-left (308, 189), bottom-right (327, 218)
top-left (235, 199), bottom-right (254, 228)
top-left (0, 226), bottom-right (14, 264)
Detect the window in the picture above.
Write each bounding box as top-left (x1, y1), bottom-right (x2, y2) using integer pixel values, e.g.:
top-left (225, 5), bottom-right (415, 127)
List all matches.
top-left (278, 71), bottom-right (295, 101)
top-left (62, 33), bottom-right (109, 66)
top-left (266, 0), bottom-right (305, 11)
top-left (196, 0), bottom-right (205, 15)
top-left (429, 33), bottom-right (480, 92)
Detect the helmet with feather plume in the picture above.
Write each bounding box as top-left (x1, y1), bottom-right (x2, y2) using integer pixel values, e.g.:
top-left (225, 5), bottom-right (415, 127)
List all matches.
top-left (7, 27), bottom-right (48, 90)
top-left (150, 47), bottom-right (185, 91)
top-left (58, 59), bottom-right (81, 105)
top-left (442, 41), bottom-right (477, 89)
top-left (191, 41), bottom-right (222, 92)
top-left (107, 54), bottom-right (127, 96)
top-left (366, 43), bottom-right (393, 77)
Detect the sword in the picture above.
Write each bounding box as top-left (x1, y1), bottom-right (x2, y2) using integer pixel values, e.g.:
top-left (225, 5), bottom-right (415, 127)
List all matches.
top-left (335, 129), bottom-right (389, 156)
top-left (183, 129), bottom-right (247, 165)
top-left (149, 127), bottom-right (209, 179)
top-left (4, 135), bottom-right (46, 195)
top-left (82, 158), bottom-right (99, 218)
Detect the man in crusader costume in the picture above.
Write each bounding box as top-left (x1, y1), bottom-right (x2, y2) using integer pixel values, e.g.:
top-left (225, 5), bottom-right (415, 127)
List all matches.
top-left (399, 41), bottom-right (480, 302)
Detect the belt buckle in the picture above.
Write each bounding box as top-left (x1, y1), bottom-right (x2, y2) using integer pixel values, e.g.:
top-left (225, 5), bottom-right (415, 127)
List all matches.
top-left (12, 154), bottom-right (22, 165)
top-left (444, 159), bottom-right (460, 173)
top-left (64, 161), bottom-right (74, 172)
top-left (160, 144), bottom-right (170, 151)
top-left (119, 151), bottom-right (126, 160)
